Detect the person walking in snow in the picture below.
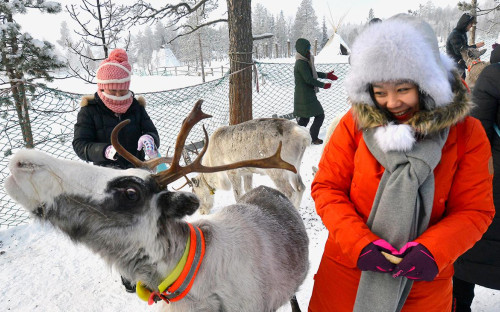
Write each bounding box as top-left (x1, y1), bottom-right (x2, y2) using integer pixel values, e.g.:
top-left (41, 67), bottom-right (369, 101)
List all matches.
top-left (308, 14), bottom-right (494, 312)
top-left (293, 38), bottom-right (338, 145)
top-left (452, 44), bottom-right (500, 312)
top-left (73, 48), bottom-right (160, 170)
top-left (446, 12), bottom-right (485, 79)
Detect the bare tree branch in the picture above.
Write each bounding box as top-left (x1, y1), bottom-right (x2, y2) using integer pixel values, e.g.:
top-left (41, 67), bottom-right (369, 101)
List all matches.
top-left (169, 18), bottom-right (227, 43)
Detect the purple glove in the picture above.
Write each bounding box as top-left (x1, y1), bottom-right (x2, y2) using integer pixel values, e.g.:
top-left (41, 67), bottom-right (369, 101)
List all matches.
top-left (357, 239), bottom-right (397, 273)
top-left (392, 243), bottom-right (438, 281)
top-left (104, 145), bottom-right (117, 160)
top-left (326, 70), bottom-right (338, 80)
top-left (137, 134), bottom-right (157, 159)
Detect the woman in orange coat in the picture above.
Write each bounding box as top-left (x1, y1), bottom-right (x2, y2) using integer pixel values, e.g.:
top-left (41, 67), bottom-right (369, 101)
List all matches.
top-left (308, 14), bottom-right (495, 312)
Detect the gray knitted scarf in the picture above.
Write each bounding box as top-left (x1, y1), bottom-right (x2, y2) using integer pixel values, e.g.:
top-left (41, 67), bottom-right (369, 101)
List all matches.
top-left (295, 52), bottom-right (319, 93)
top-left (353, 126), bottom-right (449, 312)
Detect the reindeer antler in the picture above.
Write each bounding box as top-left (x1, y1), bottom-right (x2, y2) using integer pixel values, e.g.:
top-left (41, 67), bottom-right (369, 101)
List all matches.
top-left (111, 122), bottom-right (173, 171)
top-left (112, 99), bottom-right (297, 189)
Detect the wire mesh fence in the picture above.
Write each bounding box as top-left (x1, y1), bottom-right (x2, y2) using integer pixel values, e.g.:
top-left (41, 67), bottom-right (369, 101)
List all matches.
top-left (0, 62), bottom-right (351, 229)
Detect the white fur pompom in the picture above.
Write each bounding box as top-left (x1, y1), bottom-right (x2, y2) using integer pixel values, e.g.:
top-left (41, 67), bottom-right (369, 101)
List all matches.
top-left (374, 124), bottom-right (416, 152)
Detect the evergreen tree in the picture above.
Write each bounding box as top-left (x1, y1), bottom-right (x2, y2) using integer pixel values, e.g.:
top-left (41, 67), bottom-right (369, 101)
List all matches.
top-left (0, 0), bottom-right (66, 148)
top-left (275, 11), bottom-right (288, 57)
top-left (320, 16), bottom-right (328, 49)
top-left (57, 21), bottom-right (72, 48)
top-left (153, 21), bottom-right (168, 50)
top-left (367, 8), bottom-right (375, 22)
top-left (291, 0), bottom-right (321, 50)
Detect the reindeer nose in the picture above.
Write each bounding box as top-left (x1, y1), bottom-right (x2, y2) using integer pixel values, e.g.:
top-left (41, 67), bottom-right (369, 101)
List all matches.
top-left (185, 192), bottom-right (200, 206)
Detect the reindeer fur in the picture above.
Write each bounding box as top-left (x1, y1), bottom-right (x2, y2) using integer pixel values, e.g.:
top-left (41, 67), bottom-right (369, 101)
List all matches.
top-left (5, 149), bottom-right (309, 312)
top-left (461, 48), bottom-right (489, 90)
top-left (191, 118), bottom-right (311, 214)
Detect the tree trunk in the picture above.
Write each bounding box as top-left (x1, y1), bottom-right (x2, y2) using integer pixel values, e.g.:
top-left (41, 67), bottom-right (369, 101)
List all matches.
top-left (470, 0), bottom-right (478, 44)
top-left (196, 12), bottom-right (205, 83)
top-left (227, 0), bottom-right (253, 125)
top-left (4, 12), bottom-right (34, 148)
top-left (10, 82), bottom-right (34, 148)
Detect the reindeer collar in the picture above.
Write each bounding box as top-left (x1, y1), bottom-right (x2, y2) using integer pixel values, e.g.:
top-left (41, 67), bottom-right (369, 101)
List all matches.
top-left (467, 60), bottom-right (482, 72)
top-left (136, 223), bottom-right (205, 305)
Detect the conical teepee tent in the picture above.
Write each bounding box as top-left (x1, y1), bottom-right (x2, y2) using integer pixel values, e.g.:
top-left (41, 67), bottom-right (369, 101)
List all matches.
top-left (315, 33), bottom-right (350, 63)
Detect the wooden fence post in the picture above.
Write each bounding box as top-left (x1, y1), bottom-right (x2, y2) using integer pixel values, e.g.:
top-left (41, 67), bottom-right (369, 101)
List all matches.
top-left (287, 41), bottom-right (291, 57)
top-left (275, 43), bottom-right (278, 58)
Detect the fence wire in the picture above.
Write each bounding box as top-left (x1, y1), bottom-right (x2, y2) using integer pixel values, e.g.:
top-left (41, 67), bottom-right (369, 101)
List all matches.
top-left (0, 62), bottom-right (350, 229)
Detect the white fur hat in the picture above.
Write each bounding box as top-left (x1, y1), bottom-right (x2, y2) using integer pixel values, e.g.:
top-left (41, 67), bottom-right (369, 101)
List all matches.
top-left (345, 14), bottom-right (456, 109)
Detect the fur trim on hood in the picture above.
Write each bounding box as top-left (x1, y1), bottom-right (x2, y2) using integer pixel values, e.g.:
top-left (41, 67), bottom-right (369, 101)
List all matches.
top-left (351, 71), bottom-right (472, 152)
top-left (345, 14), bottom-right (455, 109)
top-left (80, 94), bottom-right (146, 107)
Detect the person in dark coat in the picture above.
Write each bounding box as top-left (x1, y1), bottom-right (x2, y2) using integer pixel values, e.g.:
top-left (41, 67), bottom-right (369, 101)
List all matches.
top-left (73, 49), bottom-right (160, 170)
top-left (446, 13), bottom-right (485, 79)
top-left (294, 38), bottom-right (338, 145)
top-left (452, 45), bottom-right (500, 312)
top-left (73, 49), bottom-right (160, 293)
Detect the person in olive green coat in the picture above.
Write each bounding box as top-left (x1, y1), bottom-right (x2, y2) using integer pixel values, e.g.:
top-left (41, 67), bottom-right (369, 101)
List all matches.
top-left (294, 38), bottom-right (338, 145)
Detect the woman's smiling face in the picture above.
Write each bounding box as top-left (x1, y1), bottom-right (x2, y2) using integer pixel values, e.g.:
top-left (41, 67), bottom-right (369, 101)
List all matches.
top-left (372, 81), bottom-right (420, 123)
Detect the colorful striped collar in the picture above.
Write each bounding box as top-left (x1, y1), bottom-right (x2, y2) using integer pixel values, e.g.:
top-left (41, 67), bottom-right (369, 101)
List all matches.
top-left (136, 223), bottom-right (205, 305)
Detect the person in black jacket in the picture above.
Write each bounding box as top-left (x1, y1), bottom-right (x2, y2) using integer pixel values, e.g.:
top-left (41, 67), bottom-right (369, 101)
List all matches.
top-left (73, 48), bottom-right (160, 170)
top-left (73, 49), bottom-right (161, 293)
top-left (452, 45), bottom-right (500, 312)
top-left (446, 13), bottom-right (485, 79)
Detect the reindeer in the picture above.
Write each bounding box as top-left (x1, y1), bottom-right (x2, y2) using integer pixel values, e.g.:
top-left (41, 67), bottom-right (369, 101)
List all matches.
top-left (461, 47), bottom-right (489, 90)
top-left (4, 100), bottom-right (309, 312)
top-left (186, 118), bottom-right (311, 215)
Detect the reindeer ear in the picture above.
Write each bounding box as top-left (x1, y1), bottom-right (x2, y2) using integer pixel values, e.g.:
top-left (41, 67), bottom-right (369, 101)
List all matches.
top-left (157, 191), bottom-right (200, 218)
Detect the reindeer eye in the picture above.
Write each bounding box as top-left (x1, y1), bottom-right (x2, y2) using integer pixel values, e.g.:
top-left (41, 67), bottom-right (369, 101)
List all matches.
top-left (125, 188), bottom-right (138, 201)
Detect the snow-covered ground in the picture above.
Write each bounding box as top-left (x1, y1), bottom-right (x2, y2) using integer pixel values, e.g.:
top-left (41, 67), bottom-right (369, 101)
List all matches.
top-left (1, 132), bottom-right (500, 312)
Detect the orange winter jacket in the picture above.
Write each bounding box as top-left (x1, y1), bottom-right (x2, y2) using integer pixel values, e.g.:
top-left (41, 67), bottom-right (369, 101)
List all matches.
top-left (312, 110), bottom-right (495, 280)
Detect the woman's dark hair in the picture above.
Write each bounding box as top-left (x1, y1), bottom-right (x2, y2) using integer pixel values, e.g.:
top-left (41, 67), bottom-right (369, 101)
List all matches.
top-left (367, 82), bottom-right (433, 121)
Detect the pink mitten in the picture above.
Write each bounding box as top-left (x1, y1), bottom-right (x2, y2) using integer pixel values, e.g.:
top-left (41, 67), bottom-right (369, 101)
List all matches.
top-left (137, 134), bottom-right (157, 159)
top-left (105, 145), bottom-right (117, 160)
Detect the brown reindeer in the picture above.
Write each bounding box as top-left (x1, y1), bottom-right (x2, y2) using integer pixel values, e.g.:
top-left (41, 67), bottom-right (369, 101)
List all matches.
top-left (461, 47), bottom-right (489, 90)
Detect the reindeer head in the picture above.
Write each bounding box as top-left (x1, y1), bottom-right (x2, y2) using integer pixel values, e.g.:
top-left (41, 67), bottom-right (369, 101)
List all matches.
top-left (461, 47), bottom-right (487, 67)
top-left (189, 175), bottom-right (215, 215)
top-left (4, 149), bottom-right (200, 244)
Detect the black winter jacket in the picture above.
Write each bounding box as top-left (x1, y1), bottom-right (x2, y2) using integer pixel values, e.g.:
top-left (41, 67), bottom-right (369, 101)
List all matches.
top-left (72, 93), bottom-right (160, 169)
top-left (454, 57), bottom-right (500, 290)
top-left (446, 13), bottom-right (477, 72)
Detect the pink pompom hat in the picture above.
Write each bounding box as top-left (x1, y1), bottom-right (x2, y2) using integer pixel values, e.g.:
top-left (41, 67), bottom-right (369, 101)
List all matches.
top-left (96, 49), bottom-right (133, 114)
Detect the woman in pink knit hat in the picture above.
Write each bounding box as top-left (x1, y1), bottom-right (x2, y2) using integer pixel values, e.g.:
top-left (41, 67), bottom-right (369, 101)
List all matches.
top-left (73, 48), bottom-right (160, 170)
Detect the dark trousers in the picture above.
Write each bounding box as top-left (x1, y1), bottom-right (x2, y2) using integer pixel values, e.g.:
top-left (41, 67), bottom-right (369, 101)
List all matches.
top-left (452, 276), bottom-right (475, 312)
top-left (297, 113), bottom-right (325, 141)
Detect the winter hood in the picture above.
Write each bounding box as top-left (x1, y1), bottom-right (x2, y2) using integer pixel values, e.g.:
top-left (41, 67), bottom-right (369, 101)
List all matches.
top-left (345, 14), bottom-right (456, 109)
top-left (345, 14), bottom-right (471, 152)
top-left (295, 38), bottom-right (311, 58)
top-left (456, 13), bottom-right (475, 32)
